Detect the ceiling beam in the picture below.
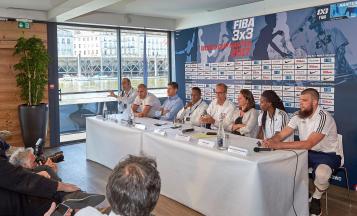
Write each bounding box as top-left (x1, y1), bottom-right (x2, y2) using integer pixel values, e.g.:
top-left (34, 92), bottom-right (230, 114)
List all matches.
top-left (48, 0), bottom-right (124, 22)
top-left (176, 0), bottom-right (346, 29)
top-left (0, 8), bottom-right (47, 21)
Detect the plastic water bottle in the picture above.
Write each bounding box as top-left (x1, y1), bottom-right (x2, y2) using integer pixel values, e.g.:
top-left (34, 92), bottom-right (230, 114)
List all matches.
top-left (128, 110), bottom-right (134, 126)
top-left (103, 102), bottom-right (108, 120)
top-left (217, 113), bottom-right (226, 149)
top-left (200, 110), bottom-right (208, 128)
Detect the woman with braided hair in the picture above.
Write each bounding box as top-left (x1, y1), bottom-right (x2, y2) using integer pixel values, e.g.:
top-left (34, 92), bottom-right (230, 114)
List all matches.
top-left (257, 90), bottom-right (293, 141)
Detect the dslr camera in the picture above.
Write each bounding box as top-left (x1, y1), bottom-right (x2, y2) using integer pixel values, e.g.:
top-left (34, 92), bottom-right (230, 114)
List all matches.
top-left (34, 138), bottom-right (65, 164)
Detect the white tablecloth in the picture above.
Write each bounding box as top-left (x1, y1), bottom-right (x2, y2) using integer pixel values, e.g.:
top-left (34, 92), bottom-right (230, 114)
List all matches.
top-left (86, 116), bottom-right (309, 216)
top-left (86, 116), bottom-right (142, 169)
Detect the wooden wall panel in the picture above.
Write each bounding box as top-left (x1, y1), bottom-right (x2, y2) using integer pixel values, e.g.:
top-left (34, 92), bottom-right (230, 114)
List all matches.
top-left (0, 21), bottom-right (49, 147)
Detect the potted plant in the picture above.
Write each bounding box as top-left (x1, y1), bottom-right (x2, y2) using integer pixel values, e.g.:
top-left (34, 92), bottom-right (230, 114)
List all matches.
top-left (13, 36), bottom-right (50, 148)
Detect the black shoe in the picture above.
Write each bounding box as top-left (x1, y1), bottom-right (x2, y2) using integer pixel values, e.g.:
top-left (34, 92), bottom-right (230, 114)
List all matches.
top-left (62, 191), bottom-right (105, 209)
top-left (309, 198), bottom-right (322, 216)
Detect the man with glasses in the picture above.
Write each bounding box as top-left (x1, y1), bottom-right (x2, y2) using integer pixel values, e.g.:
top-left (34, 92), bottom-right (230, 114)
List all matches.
top-left (200, 83), bottom-right (235, 130)
top-left (108, 78), bottom-right (137, 113)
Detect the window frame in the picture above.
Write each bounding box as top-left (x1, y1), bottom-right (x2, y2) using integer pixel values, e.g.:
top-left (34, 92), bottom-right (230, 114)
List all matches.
top-left (57, 23), bottom-right (172, 95)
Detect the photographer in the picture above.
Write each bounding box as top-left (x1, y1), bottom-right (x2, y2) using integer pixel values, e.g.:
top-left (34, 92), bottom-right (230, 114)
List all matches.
top-left (9, 147), bottom-right (61, 182)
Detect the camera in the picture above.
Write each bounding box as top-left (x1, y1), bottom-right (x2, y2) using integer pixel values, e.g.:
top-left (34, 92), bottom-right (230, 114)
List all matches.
top-left (34, 138), bottom-right (65, 164)
top-left (36, 151), bottom-right (65, 164)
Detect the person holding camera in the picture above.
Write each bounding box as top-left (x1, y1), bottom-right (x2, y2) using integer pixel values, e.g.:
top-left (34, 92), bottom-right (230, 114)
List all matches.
top-left (0, 141), bottom-right (105, 216)
top-left (9, 147), bottom-right (62, 182)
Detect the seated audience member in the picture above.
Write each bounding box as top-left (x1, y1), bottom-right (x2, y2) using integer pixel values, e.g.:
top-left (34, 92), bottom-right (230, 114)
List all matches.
top-left (200, 83), bottom-right (235, 129)
top-left (160, 82), bottom-right (184, 121)
top-left (263, 88), bottom-right (343, 216)
top-left (132, 84), bottom-right (161, 118)
top-left (176, 87), bottom-right (208, 126)
top-left (229, 89), bottom-right (259, 137)
top-left (75, 155), bottom-right (161, 216)
top-left (108, 78), bottom-right (137, 113)
top-left (257, 90), bottom-right (293, 141)
top-left (0, 141), bottom-right (104, 216)
top-left (9, 147), bottom-right (61, 181)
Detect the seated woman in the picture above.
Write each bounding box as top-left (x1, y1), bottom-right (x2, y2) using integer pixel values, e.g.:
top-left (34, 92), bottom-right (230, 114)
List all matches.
top-left (229, 89), bottom-right (259, 138)
top-left (257, 90), bottom-right (293, 141)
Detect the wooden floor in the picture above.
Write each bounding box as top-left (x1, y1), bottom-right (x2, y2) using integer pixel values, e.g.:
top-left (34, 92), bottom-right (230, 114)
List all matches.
top-left (47, 143), bottom-right (357, 216)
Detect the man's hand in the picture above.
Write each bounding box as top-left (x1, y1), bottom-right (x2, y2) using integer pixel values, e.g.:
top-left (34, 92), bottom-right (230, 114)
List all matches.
top-left (57, 182), bottom-right (80, 192)
top-left (184, 102), bottom-right (193, 109)
top-left (108, 90), bottom-right (116, 97)
top-left (134, 112), bottom-right (144, 118)
top-left (162, 109), bottom-right (169, 115)
top-left (37, 171), bottom-right (50, 179)
top-left (262, 139), bottom-right (280, 149)
top-left (231, 124), bottom-right (244, 132)
top-left (44, 202), bottom-right (73, 216)
top-left (44, 159), bottom-right (58, 173)
top-left (200, 115), bottom-right (215, 124)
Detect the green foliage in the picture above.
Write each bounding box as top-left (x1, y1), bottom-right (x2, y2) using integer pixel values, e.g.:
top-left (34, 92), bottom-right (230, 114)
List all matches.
top-left (13, 36), bottom-right (49, 106)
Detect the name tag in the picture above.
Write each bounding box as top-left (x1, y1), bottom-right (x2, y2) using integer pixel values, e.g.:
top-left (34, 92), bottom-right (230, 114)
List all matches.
top-left (197, 139), bottom-right (215, 148)
top-left (135, 124), bottom-right (147, 130)
top-left (154, 129), bottom-right (167, 136)
top-left (175, 134), bottom-right (191, 142)
top-left (227, 146), bottom-right (249, 156)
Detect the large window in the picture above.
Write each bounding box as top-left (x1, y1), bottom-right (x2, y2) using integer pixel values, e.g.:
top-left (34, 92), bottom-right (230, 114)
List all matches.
top-left (56, 25), bottom-right (170, 140)
top-left (121, 29), bottom-right (169, 95)
top-left (58, 26), bottom-right (118, 94)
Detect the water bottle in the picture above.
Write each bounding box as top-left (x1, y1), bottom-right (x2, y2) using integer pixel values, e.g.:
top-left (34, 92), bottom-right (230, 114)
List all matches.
top-left (217, 113), bottom-right (226, 149)
top-left (128, 110), bottom-right (134, 126)
top-left (200, 110), bottom-right (208, 128)
top-left (103, 102), bottom-right (108, 120)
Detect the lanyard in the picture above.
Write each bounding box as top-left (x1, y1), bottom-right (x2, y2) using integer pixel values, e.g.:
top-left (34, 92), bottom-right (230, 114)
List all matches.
top-left (120, 88), bottom-right (133, 98)
top-left (188, 99), bottom-right (203, 116)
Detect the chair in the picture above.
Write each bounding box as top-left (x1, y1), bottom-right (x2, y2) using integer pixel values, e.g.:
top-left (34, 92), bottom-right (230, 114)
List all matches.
top-left (324, 134), bottom-right (351, 215)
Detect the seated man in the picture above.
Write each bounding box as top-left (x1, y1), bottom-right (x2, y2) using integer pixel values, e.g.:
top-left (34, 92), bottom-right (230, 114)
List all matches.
top-left (263, 88), bottom-right (343, 216)
top-left (176, 87), bottom-right (208, 126)
top-left (200, 83), bottom-right (235, 130)
top-left (160, 82), bottom-right (184, 121)
top-left (76, 155), bottom-right (161, 216)
top-left (9, 147), bottom-right (61, 182)
top-left (108, 78), bottom-right (137, 113)
top-left (132, 84), bottom-right (161, 118)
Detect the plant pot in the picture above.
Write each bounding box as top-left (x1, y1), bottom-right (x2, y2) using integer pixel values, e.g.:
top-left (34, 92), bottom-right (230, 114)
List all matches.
top-left (18, 103), bottom-right (48, 148)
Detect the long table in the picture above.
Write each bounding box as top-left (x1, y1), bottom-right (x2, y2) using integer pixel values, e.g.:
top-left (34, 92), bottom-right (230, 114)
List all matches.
top-left (86, 115), bottom-right (309, 216)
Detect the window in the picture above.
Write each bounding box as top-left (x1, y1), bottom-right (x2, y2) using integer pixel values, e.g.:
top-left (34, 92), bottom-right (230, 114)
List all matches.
top-left (146, 31), bottom-right (170, 89)
top-left (57, 26), bottom-right (118, 93)
top-left (120, 30), bottom-right (169, 92)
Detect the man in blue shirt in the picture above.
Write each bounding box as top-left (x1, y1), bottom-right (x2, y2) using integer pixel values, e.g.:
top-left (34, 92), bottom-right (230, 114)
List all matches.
top-left (160, 82), bottom-right (184, 121)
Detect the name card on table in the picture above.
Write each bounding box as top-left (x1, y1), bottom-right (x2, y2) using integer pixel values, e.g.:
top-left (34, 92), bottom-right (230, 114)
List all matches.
top-left (227, 146), bottom-right (249, 156)
top-left (175, 134), bottom-right (191, 142)
top-left (197, 139), bottom-right (215, 148)
top-left (135, 124), bottom-right (147, 130)
top-left (154, 129), bottom-right (167, 136)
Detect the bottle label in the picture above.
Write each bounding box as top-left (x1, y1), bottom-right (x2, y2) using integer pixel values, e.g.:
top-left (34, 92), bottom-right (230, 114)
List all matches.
top-left (217, 137), bottom-right (223, 147)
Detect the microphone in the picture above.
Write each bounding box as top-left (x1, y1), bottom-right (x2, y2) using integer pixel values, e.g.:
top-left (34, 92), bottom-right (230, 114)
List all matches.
top-left (253, 147), bottom-right (274, 152)
top-left (182, 128), bottom-right (194, 133)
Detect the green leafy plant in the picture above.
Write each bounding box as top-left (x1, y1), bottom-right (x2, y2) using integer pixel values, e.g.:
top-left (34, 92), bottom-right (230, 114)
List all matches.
top-left (13, 36), bottom-right (49, 106)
